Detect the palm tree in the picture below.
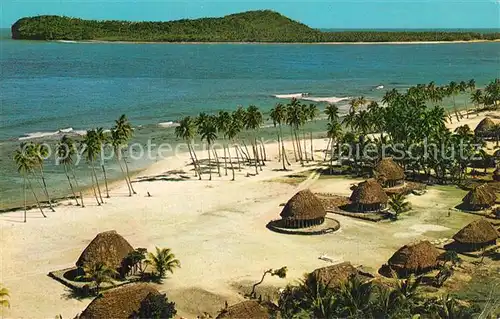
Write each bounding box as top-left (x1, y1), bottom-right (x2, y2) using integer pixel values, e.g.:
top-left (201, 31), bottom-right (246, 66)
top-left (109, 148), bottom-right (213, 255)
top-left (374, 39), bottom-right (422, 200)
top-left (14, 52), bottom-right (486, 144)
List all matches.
top-left (13, 145), bottom-right (47, 221)
top-left (447, 81), bottom-right (459, 109)
top-left (270, 103), bottom-right (289, 170)
top-left (77, 262), bottom-right (118, 295)
top-left (231, 107), bottom-right (251, 163)
top-left (245, 105), bottom-right (264, 174)
top-left (175, 116), bottom-right (201, 179)
top-left (146, 247), bottom-right (181, 280)
top-left (0, 284), bottom-right (9, 309)
top-left (31, 142), bottom-right (55, 212)
top-left (216, 111), bottom-right (232, 176)
top-left (96, 128), bottom-right (110, 198)
top-left (326, 121), bottom-right (342, 174)
top-left (110, 129), bottom-right (132, 196)
top-left (198, 115), bottom-right (217, 180)
top-left (389, 193), bottom-right (411, 220)
top-left (82, 130), bottom-right (102, 205)
top-left (286, 99), bottom-right (304, 165)
top-left (225, 118), bottom-right (241, 180)
top-left (113, 114), bottom-right (136, 194)
top-left (471, 89), bottom-right (483, 114)
top-left (300, 103), bottom-right (310, 163)
top-left (57, 135), bottom-right (80, 206)
top-left (308, 104), bottom-right (319, 161)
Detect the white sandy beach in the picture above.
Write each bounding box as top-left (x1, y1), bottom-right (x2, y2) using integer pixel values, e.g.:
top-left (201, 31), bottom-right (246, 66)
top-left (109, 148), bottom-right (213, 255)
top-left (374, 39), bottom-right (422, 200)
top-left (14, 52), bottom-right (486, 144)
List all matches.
top-left (1, 110), bottom-right (499, 318)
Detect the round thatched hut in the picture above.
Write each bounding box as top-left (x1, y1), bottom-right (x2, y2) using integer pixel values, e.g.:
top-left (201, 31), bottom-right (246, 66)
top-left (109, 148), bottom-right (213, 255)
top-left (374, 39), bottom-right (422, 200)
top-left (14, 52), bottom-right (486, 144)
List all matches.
top-left (462, 184), bottom-right (496, 211)
top-left (349, 179), bottom-right (389, 212)
top-left (452, 219), bottom-right (499, 251)
top-left (216, 300), bottom-right (269, 319)
top-left (308, 262), bottom-right (370, 288)
top-left (76, 230), bottom-right (134, 272)
top-left (374, 158), bottom-right (405, 188)
top-left (493, 168), bottom-right (500, 182)
top-left (387, 241), bottom-right (442, 277)
top-left (78, 283), bottom-right (160, 319)
top-left (474, 117), bottom-right (495, 138)
top-left (279, 189), bottom-right (327, 228)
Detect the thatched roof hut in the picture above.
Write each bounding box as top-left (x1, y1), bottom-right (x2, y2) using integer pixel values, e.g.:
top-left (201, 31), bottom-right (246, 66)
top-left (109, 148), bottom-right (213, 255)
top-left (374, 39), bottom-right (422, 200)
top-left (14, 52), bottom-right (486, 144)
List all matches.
top-left (349, 179), bottom-right (389, 212)
top-left (474, 117), bottom-right (495, 138)
top-left (279, 189), bottom-right (327, 228)
top-left (462, 184), bottom-right (496, 211)
top-left (387, 241), bottom-right (442, 277)
top-left (76, 230), bottom-right (134, 271)
top-left (216, 300), bottom-right (269, 319)
top-left (308, 262), bottom-right (370, 288)
top-left (374, 158), bottom-right (405, 188)
top-left (78, 283), bottom-right (160, 319)
top-left (452, 219), bottom-right (499, 251)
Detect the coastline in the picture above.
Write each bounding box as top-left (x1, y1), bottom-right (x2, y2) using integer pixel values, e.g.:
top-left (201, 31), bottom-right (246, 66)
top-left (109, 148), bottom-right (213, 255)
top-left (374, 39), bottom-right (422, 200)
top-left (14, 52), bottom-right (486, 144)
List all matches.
top-left (1, 109), bottom-right (499, 318)
top-left (57, 39), bottom-right (500, 45)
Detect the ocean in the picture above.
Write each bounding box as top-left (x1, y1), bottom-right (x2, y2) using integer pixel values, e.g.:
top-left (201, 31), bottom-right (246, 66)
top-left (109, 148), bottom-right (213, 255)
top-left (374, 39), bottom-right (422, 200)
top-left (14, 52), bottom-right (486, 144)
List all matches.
top-left (1, 28), bottom-right (499, 209)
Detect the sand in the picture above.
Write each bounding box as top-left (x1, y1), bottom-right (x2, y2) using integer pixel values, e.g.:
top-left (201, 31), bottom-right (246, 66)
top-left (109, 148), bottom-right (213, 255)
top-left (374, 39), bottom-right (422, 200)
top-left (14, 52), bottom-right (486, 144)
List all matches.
top-left (1, 110), bottom-right (498, 318)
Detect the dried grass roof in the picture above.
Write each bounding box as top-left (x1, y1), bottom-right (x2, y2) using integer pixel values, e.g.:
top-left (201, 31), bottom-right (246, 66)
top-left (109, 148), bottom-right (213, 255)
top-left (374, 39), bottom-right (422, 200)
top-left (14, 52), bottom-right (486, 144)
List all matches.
top-left (76, 230), bottom-right (134, 269)
top-left (462, 184), bottom-right (496, 207)
top-left (475, 117), bottom-right (495, 134)
top-left (216, 300), bottom-right (269, 319)
top-left (280, 189), bottom-right (327, 220)
top-left (388, 240), bottom-right (441, 273)
top-left (374, 158), bottom-right (405, 181)
top-left (309, 262), bottom-right (360, 288)
top-left (349, 179), bottom-right (389, 205)
top-left (79, 283), bottom-right (160, 319)
top-left (453, 219), bottom-right (499, 244)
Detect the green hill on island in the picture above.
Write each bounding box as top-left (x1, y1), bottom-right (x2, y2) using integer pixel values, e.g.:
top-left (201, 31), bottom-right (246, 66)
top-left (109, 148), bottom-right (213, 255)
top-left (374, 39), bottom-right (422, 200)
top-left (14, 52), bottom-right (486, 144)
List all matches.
top-left (11, 10), bottom-right (500, 42)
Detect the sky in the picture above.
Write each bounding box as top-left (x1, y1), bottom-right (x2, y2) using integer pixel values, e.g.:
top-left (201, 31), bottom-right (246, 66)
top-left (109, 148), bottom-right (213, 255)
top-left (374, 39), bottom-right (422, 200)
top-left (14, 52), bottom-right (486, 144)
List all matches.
top-left (1, 0), bottom-right (499, 29)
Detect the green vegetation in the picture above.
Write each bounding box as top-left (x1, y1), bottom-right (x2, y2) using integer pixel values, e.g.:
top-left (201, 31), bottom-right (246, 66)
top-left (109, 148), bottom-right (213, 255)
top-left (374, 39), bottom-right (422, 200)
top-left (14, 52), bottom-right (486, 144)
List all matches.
top-left (132, 293), bottom-right (177, 319)
top-left (0, 284), bottom-right (9, 309)
top-left (145, 247), bottom-right (181, 281)
top-left (76, 262), bottom-right (118, 295)
top-left (12, 10), bottom-right (500, 42)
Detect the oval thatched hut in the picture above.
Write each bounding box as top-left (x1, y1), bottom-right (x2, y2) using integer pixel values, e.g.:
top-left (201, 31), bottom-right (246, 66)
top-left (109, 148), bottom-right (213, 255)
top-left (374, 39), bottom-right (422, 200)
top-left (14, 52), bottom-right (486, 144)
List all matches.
top-left (349, 179), bottom-right (389, 212)
top-left (387, 241), bottom-right (442, 277)
top-left (452, 219), bottom-right (499, 251)
top-left (474, 117), bottom-right (495, 138)
top-left (374, 158), bottom-right (405, 188)
top-left (279, 189), bottom-right (327, 228)
top-left (78, 283), bottom-right (160, 319)
top-left (308, 262), bottom-right (371, 288)
top-left (76, 230), bottom-right (134, 272)
top-left (462, 184), bottom-right (496, 211)
top-left (216, 300), bottom-right (269, 319)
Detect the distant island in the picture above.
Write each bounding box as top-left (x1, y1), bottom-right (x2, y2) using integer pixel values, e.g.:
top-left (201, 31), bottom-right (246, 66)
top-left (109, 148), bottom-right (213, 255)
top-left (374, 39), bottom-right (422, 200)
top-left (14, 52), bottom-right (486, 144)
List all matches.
top-left (11, 10), bottom-right (500, 43)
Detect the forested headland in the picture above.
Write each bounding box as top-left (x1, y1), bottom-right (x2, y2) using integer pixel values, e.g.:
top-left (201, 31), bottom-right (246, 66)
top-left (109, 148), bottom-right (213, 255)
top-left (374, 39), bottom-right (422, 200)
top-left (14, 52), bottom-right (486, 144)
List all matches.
top-left (11, 10), bottom-right (500, 43)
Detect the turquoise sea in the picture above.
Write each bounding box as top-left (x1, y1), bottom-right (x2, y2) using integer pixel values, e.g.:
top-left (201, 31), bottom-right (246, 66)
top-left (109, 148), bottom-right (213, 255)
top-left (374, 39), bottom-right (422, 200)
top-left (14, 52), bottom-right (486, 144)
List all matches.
top-left (1, 28), bottom-right (500, 209)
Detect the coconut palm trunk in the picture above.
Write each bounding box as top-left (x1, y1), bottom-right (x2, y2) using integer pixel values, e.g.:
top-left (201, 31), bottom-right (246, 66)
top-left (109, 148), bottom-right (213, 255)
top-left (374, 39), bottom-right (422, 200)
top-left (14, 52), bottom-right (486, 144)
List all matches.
top-left (64, 164), bottom-right (79, 205)
top-left (89, 167), bottom-right (100, 205)
top-left (23, 174), bottom-right (27, 222)
top-left (208, 144), bottom-right (213, 181)
top-left (91, 163), bottom-right (104, 204)
top-left (122, 155), bottom-right (136, 194)
top-left (186, 143), bottom-right (198, 177)
top-left (294, 130), bottom-right (304, 166)
top-left (324, 138), bottom-right (332, 161)
top-left (302, 130), bottom-right (308, 162)
top-left (252, 142), bottom-right (259, 175)
top-left (191, 143), bottom-right (202, 180)
top-left (290, 126), bottom-right (298, 162)
top-left (254, 137), bottom-right (262, 172)
top-left (101, 165), bottom-right (110, 198)
top-left (239, 142), bottom-right (249, 162)
top-left (278, 124), bottom-right (290, 167)
top-left (259, 138), bottom-right (266, 166)
top-left (310, 131), bottom-right (314, 161)
top-left (39, 167), bottom-right (55, 212)
top-left (70, 166), bottom-right (84, 207)
top-left (235, 144), bottom-right (242, 171)
top-left (115, 151), bottom-right (132, 196)
top-left (242, 140), bottom-right (252, 164)
top-left (228, 146), bottom-right (235, 181)
top-left (223, 142), bottom-right (228, 176)
top-left (213, 148), bottom-right (221, 177)
top-left (277, 133), bottom-right (281, 162)
top-left (27, 175), bottom-right (46, 218)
